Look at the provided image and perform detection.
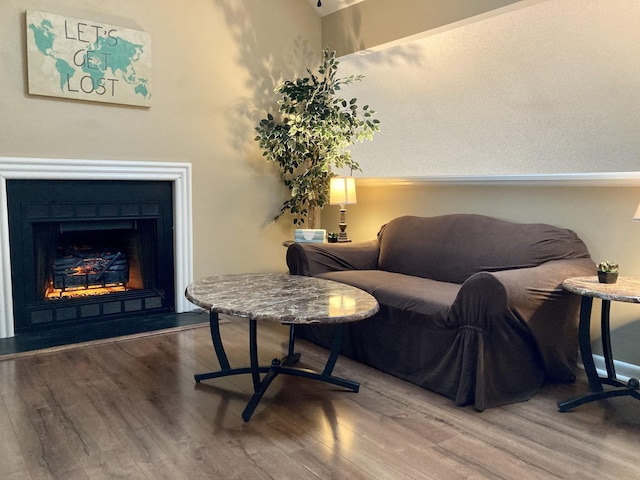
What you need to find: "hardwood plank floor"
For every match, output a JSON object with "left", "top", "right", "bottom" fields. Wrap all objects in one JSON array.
[{"left": 1, "top": 318, "right": 638, "bottom": 479}]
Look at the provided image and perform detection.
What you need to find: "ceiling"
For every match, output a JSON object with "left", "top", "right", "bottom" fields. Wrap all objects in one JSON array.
[{"left": 306, "top": 0, "right": 367, "bottom": 17}]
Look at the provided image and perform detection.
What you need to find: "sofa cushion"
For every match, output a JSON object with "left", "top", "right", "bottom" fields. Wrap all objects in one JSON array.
[
  {"left": 377, "top": 214, "right": 591, "bottom": 284},
  {"left": 316, "top": 270, "right": 461, "bottom": 324}
]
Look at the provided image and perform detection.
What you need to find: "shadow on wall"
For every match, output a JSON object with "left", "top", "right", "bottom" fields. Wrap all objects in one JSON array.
[
  {"left": 214, "top": 1, "right": 428, "bottom": 228},
  {"left": 212, "top": 1, "right": 320, "bottom": 228},
  {"left": 215, "top": 2, "right": 316, "bottom": 170}
]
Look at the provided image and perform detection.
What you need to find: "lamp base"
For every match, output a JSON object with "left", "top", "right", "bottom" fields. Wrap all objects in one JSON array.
[
  {"left": 337, "top": 216, "right": 350, "bottom": 242},
  {"left": 336, "top": 207, "right": 351, "bottom": 242}
]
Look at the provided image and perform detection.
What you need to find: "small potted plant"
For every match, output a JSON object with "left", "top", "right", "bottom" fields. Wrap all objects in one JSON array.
[
  {"left": 327, "top": 232, "right": 339, "bottom": 243},
  {"left": 597, "top": 261, "right": 619, "bottom": 284}
]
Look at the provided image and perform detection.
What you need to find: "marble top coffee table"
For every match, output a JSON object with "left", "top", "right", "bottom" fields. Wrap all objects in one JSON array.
[{"left": 185, "top": 273, "right": 379, "bottom": 421}]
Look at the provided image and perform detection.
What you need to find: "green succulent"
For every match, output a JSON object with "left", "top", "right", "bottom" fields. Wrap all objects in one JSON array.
[{"left": 597, "top": 261, "right": 619, "bottom": 273}]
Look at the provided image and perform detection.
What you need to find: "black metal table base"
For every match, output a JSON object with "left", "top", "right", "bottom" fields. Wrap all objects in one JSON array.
[
  {"left": 195, "top": 312, "right": 359, "bottom": 422},
  {"left": 558, "top": 296, "right": 640, "bottom": 412}
]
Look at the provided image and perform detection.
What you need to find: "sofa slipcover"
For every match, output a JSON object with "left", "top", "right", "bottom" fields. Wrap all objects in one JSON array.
[{"left": 286, "top": 214, "right": 596, "bottom": 410}]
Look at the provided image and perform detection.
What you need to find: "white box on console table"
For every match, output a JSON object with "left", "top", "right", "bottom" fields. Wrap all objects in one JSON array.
[{"left": 294, "top": 229, "right": 326, "bottom": 243}]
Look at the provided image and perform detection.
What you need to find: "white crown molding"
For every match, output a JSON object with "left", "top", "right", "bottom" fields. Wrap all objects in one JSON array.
[{"left": 355, "top": 172, "right": 640, "bottom": 187}]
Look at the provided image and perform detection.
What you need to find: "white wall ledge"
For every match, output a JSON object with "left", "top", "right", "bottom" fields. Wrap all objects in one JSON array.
[{"left": 356, "top": 172, "right": 640, "bottom": 187}]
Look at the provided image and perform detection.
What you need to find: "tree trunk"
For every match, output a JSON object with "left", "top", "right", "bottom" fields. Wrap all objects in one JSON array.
[{"left": 308, "top": 206, "right": 318, "bottom": 229}]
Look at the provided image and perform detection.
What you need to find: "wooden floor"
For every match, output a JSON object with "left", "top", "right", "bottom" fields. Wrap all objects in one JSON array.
[{"left": 1, "top": 318, "right": 639, "bottom": 480}]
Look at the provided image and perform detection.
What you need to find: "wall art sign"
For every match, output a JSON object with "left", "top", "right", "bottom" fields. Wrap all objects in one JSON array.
[{"left": 26, "top": 10, "right": 152, "bottom": 107}]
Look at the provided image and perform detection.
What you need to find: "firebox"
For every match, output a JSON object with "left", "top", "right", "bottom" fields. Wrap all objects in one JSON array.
[{"left": 7, "top": 179, "right": 175, "bottom": 333}]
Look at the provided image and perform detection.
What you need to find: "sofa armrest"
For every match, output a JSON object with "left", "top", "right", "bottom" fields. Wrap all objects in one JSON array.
[
  {"left": 286, "top": 240, "right": 379, "bottom": 276},
  {"left": 454, "top": 258, "right": 596, "bottom": 383}
]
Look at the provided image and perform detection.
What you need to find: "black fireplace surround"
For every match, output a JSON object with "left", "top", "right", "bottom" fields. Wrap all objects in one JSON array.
[{"left": 7, "top": 179, "right": 175, "bottom": 333}]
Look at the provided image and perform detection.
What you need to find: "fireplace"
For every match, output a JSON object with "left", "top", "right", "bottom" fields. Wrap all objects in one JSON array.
[
  {"left": 0, "top": 158, "right": 194, "bottom": 339},
  {"left": 8, "top": 179, "right": 176, "bottom": 332}
]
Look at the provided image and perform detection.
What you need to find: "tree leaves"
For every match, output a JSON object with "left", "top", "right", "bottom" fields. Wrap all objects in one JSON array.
[{"left": 255, "top": 47, "right": 381, "bottom": 226}]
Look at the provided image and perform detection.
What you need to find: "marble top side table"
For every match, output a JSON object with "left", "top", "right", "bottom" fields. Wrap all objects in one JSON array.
[
  {"left": 558, "top": 276, "right": 640, "bottom": 412},
  {"left": 185, "top": 273, "right": 379, "bottom": 421}
]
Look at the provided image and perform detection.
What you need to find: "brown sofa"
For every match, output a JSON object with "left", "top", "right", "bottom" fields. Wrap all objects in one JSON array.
[{"left": 286, "top": 214, "right": 596, "bottom": 410}]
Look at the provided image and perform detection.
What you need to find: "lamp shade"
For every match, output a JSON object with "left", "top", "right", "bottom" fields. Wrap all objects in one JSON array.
[
  {"left": 634, "top": 203, "right": 640, "bottom": 221},
  {"left": 330, "top": 177, "right": 357, "bottom": 205}
]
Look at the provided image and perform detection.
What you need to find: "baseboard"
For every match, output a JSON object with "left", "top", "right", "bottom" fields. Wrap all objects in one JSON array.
[{"left": 592, "top": 354, "right": 640, "bottom": 381}]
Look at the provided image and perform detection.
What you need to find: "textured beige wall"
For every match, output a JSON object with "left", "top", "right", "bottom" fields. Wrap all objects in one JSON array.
[
  {"left": 0, "top": 0, "right": 321, "bottom": 279},
  {"left": 3, "top": 0, "right": 639, "bottom": 365},
  {"left": 322, "top": 0, "right": 524, "bottom": 56},
  {"left": 332, "top": 0, "right": 640, "bottom": 177},
  {"left": 325, "top": 184, "right": 640, "bottom": 275},
  {"left": 320, "top": 0, "right": 640, "bottom": 366},
  {"left": 323, "top": 183, "right": 640, "bottom": 365}
]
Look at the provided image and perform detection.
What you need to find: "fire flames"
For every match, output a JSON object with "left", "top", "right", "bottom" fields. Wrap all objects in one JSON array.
[
  {"left": 45, "top": 282, "right": 129, "bottom": 300},
  {"left": 46, "top": 248, "right": 130, "bottom": 299}
]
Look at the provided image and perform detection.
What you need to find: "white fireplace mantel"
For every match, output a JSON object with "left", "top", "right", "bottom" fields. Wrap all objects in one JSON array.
[{"left": 0, "top": 157, "right": 194, "bottom": 338}]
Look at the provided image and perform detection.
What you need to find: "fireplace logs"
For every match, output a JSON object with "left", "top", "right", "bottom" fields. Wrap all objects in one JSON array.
[{"left": 53, "top": 248, "right": 129, "bottom": 292}]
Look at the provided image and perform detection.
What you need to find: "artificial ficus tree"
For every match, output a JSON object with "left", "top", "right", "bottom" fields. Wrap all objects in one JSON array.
[{"left": 255, "top": 47, "right": 380, "bottom": 227}]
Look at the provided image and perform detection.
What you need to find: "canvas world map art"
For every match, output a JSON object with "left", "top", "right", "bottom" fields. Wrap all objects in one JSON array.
[{"left": 26, "top": 10, "right": 152, "bottom": 107}]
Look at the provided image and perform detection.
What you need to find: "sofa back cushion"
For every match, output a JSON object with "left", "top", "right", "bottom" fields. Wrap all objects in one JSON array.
[{"left": 377, "top": 214, "right": 591, "bottom": 284}]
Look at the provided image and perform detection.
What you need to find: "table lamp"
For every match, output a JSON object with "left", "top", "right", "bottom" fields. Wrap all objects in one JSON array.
[{"left": 329, "top": 176, "right": 357, "bottom": 243}]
